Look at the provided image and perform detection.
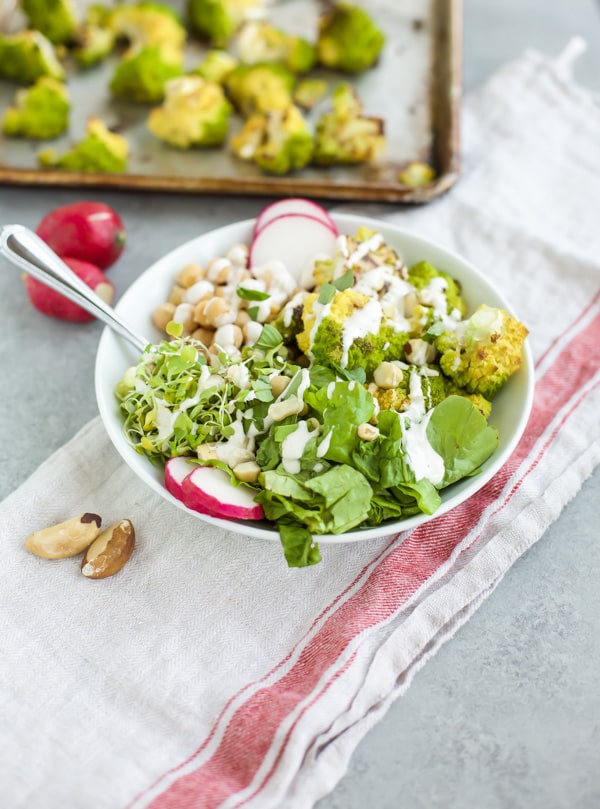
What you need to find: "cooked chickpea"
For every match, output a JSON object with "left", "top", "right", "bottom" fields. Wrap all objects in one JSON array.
[
  {"left": 214, "top": 323, "right": 243, "bottom": 349},
  {"left": 373, "top": 362, "right": 405, "bottom": 389},
  {"left": 206, "top": 257, "right": 232, "bottom": 284},
  {"left": 172, "top": 302, "right": 196, "bottom": 334},
  {"left": 191, "top": 327, "right": 215, "bottom": 346},
  {"left": 169, "top": 284, "right": 185, "bottom": 305},
  {"left": 152, "top": 301, "right": 176, "bottom": 332},
  {"left": 270, "top": 374, "right": 290, "bottom": 396},
  {"left": 177, "top": 262, "right": 205, "bottom": 288},
  {"left": 183, "top": 279, "right": 215, "bottom": 305},
  {"left": 357, "top": 423, "right": 380, "bottom": 441}
]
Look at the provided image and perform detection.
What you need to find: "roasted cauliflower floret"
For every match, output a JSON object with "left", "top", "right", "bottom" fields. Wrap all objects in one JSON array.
[
  {"left": 408, "top": 261, "right": 467, "bottom": 319},
  {"left": 2, "top": 77, "right": 69, "bottom": 139},
  {"left": 194, "top": 48, "right": 238, "bottom": 83},
  {"left": 109, "top": 1, "right": 186, "bottom": 53},
  {"left": 317, "top": 2, "right": 385, "bottom": 74},
  {"left": 398, "top": 161, "right": 436, "bottom": 188},
  {"left": 371, "top": 367, "right": 447, "bottom": 413},
  {"left": 187, "top": 0, "right": 263, "bottom": 47},
  {"left": 293, "top": 77, "right": 328, "bottom": 111},
  {"left": 38, "top": 116, "right": 128, "bottom": 173},
  {"left": 72, "top": 17, "right": 115, "bottom": 68},
  {"left": 147, "top": 75, "right": 233, "bottom": 148},
  {"left": 19, "top": 0, "right": 78, "bottom": 46},
  {"left": 224, "top": 62, "right": 295, "bottom": 116},
  {"left": 0, "top": 30, "right": 65, "bottom": 84},
  {"left": 313, "top": 83, "right": 385, "bottom": 166},
  {"left": 230, "top": 104, "right": 313, "bottom": 175},
  {"left": 297, "top": 289, "right": 410, "bottom": 377},
  {"left": 435, "top": 304, "right": 529, "bottom": 399},
  {"left": 109, "top": 44, "right": 183, "bottom": 103},
  {"left": 236, "top": 21, "right": 316, "bottom": 74}
]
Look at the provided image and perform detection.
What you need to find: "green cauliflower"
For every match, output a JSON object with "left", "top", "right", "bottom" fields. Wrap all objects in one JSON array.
[
  {"left": 110, "top": 44, "right": 183, "bottom": 103},
  {"left": 371, "top": 367, "right": 447, "bottom": 413},
  {"left": 187, "top": 0, "right": 263, "bottom": 47},
  {"left": 293, "top": 77, "right": 328, "bottom": 111},
  {"left": 408, "top": 261, "right": 467, "bottom": 320},
  {"left": 313, "top": 83, "right": 385, "bottom": 166},
  {"left": 38, "top": 116, "right": 129, "bottom": 173},
  {"left": 147, "top": 75, "right": 233, "bottom": 148},
  {"left": 317, "top": 3, "right": 385, "bottom": 74},
  {"left": 19, "top": 0, "right": 78, "bottom": 46},
  {"left": 2, "top": 77, "right": 69, "bottom": 139},
  {"left": 109, "top": 2, "right": 186, "bottom": 53},
  {"left": 236, "top": 21, "right": 316, "bottom": 74},
  {"left": 72, "top": 5, "right": 116, "bottom": 68},
  {"left": 435, "top": 304, "right": 529, "bottom": 399},
  {"left": 230, "top": 104, "right": 313, "bottom": 175},
  {"left": 398, "top": 160, "right": 436, "bottom": 188},
  {"left": 0, "top": 30, "right": 65, "bottom": 84},
  {"left": 297, "top": 289, "right": 410, "bottom": 377},
  {"left": 224, "top": 62, "right": 295, "bottom": 116},
  {"left": 194, "top": 48, "right": 238, "bottom": 83}
]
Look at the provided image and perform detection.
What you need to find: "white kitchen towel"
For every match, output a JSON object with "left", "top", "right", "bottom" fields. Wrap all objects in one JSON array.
[{"left": 1, "top": 46, "right": 600, "bottom": 809}]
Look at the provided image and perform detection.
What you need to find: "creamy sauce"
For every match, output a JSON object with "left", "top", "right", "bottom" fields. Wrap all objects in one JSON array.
[
  {"left": 340, "top": 298, "right": 382, "bottom": 367},
  {"left": 281, "top": 421, "right": 319, "bottom": 475},
  {"left": 401, "top": 410, "right": 445, "bottom": 487}
]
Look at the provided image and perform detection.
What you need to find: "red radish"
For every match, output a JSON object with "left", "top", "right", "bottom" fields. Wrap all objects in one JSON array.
[
  {"left": 182, "top": 465, "right": 264, "bottom": 521},
  {"left": 254, "top": 198, "right": 337, "bottom": 236},
  {"left": 165, "top": 457, "right": 197, "bottom": 502},
  {"left": 249, "top": 213, "right": 338, "bottom": 287},
  {"left": 36, "top": 201, "right": 126, "bottom": 270},
  {"left": 24, "top": 257, "right": 114, "bottom": 322}
]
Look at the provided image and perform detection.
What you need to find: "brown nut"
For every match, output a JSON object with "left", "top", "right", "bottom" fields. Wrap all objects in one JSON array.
[
  {"left": 25, "top": 513, "right": 102, "bottom": 559},
  {"left": 81, "top": 519, "right": 135, "bottom": 580}
]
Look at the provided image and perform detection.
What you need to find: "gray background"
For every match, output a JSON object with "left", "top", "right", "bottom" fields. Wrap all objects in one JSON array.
[{"left": 0, "top": 1, "right": 599, "bottom": 807}]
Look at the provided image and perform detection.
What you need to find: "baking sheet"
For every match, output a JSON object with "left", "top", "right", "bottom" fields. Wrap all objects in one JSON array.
[{"left": 0, "top": 0, "right": 462, "bottom": 202}]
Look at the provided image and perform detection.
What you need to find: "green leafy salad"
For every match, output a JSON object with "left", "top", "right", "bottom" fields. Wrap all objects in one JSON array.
[{"left": 115, "top": 226, "right": 528, "bottom": 567}]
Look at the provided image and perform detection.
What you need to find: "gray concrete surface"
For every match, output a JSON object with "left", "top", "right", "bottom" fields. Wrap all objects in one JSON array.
[{"left": 0, "top": 1, "right": 599, "bottom": 807}]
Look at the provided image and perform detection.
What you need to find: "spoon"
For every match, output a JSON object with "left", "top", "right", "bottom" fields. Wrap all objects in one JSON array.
[{"left": 0, "top": 224, "right": 149, "bottom": 355}]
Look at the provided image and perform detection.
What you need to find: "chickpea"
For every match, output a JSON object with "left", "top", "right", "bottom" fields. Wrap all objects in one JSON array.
[
  {"left": 191, "top": 327, "right": 215, "bottom": 346},
  {"left": 177, "top": 262, "right": 205, "bottom": 288},
  {"left": 269, "top": 374, "right": 290, "bottom": 397},
  {"left": 214, "top": 323, "right": 243, "bottom": 349},
  {"left": 357, "top": 423, "right": 380, "bottom": 441},
  {"left": 183, "top": 279, "right": 215, "bottom": 305},
  {"left": 172, "top": 302, "right": 196, "bottom": 334},
  {"left": 168, "top": 284, "right": 185, "bottom": 305},
  {"left": 152, "top": 301, "right": 176, "bottom": 332},
  {"left": 206, "top": 257, "right": 232, "bottom": 284},
  {"left": 373, "top": 361, "right": 405, "bottom": 389}
]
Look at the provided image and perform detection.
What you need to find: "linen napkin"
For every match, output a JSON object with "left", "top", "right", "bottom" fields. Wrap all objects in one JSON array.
[{"left": 2, "top": 46, "right": 600, "bottom": 809}]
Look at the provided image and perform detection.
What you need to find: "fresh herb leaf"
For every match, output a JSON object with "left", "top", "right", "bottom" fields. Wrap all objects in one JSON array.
[{"left": 237, "top": 286, "right": 270, "bottom": 301}]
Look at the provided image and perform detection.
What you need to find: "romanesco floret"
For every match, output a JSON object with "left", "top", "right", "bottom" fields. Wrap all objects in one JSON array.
[
  {"left": 313, "top": 83, "right": 385, "bottom": 166},
  {"left": 435, "top": 304, "right": 529, "bottom": 399},
  {"left": 187, "top": 0, "right": 263, "bottom": 47},
  {"left": 194, "top": 49, "right": 238, "bottom": 83},
  {"left": 443, "top": 383, "right": 493, "bottom": 419},
  {"left": 19, "top": 0, "right": 78, "bottom": 46},
  {"left": 297, "top": 289, "right": 410, "bottom": 377},
  {"left": 408, "top": 261, "right": 467, "bottom": 319},
  {"left": 2, "top": 77, "right": 69, "bottom": 139},
  {"left": 109, "top": 44, "right": 183, "bottom": 103},
  {"left": 317, "top": 3, "right": 384, "bottom": 74},
  {"left": 72, "top": 19, "right": 115, "bottom": 68},
  {"left": 224, "top": 62, "right": 295, "bottom": 116},
  {"left": 0, "top": 30, "right": 65, "bottom": 84},
  {"left": 109, "top": 1, "right": 186, "bottom": 52},
  {"left": 230, "top": 104, "right": 313, "bottom": 175},
  {"left": 236, "top": 21, "right": 316, "bottom": 74},
  {"left": 147, "top": 75, "right": 233, "bottom": 148},
  {"left": 38, "top": 116, "right": 128, "bottom": 172},
  {"left": 398, "top": 161, "right": 436, "bottom": 188},
  {"left": 371, "top": 369, "right": 447, "bottom": 413},
  {"left": 293, "top": 77, "right": 328, "bottom": 111}
]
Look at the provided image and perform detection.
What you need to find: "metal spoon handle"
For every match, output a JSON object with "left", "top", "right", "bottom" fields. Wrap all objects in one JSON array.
[{"left": 0, "top": 224, "right": 148, "bottom": 355}]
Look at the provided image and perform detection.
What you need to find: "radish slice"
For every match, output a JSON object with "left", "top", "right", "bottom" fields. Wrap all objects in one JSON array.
[
  {"left": 165, "top": 457, "right": 197, "bottom": 502},
  {"left": 249, "top": 213, "right": 338, "bottom": 287},
  {"left": 255, "top": 198, "right": 337, "bottom": 236},
  {"left": 182, "top": 465, "right": 265, "bottom": 521}
]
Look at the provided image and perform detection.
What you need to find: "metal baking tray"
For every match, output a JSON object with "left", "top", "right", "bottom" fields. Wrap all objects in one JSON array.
[{"left": 0, "top": 0, "right": 462, "bottom": 203}]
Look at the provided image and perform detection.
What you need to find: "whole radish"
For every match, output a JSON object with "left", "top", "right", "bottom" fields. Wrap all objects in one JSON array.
[
  {"left": 36, "top": 201, "right": 126, "bottom": 270},
  {"left": 24, "top": 257, "right": 115, "bottom": 322}
]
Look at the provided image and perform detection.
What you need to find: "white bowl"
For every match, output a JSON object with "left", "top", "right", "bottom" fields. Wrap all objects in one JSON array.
[{"left": 95, "top": 214, "right": 535, "bottom": 543}]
